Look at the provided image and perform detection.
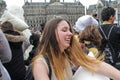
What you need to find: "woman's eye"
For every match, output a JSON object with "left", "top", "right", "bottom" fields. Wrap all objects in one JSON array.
[
  {"left": 62, "top": 27, "right": 68, "bottom": 32},
  {"left": 62, "top": 29, "right": 67, "bottom": 32}
]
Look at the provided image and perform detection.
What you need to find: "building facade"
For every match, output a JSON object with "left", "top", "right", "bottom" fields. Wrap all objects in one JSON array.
[
  {"left": 0, "top": 0, "right": 6, "bottom": 17},
  {"left": 23, "top": 0, "right": 119, "bottom": 27},
  {"left": 23, "top": 0, "right": 94, "bottom": 27}
]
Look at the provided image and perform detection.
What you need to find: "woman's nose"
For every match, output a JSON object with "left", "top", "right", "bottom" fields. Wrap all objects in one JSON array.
[{"left": 68, "top": 31, "right": 73, "bottom": 36}]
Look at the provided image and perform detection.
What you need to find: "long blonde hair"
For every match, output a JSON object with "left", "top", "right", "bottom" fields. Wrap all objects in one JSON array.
[{"left": 33, "top": 18, "right": 99, "bottom": 80}]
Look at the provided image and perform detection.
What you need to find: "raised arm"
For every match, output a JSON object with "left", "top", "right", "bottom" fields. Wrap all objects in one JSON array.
[{"left": 95, "top": 61, "right": 120, "bottom": 80}]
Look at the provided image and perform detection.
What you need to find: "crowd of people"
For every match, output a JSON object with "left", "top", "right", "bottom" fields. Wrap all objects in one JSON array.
[{"left": 0, "top": 6, "right": 120, "bottom": 80}]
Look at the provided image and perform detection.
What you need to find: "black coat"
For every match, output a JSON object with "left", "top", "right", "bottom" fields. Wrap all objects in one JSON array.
[
  {"left": 99, "top": 24, "right": 120, "bottom": 62},
  {"left": 3, "top": 30, "right": 26, "bottom": 80}
]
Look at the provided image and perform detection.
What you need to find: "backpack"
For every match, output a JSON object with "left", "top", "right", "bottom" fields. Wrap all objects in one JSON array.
[
  {"left": 99, "top": 25, "right": 116, "bottom": 65},
  {"left": 24, "top": 55, "right": 52, "bottom": 80}
]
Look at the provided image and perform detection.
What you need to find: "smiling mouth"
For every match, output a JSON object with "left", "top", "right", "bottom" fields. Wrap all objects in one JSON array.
[{"left": 66, "top": 39, "right": 71, "bottom": 44}]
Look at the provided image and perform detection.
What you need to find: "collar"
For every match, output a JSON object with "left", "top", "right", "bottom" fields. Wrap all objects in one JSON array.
[
  {"left": 4, "top": 32, "right": 26, "bottom": 42},
  {"left": 102, "top": 21, "right": 111, "bottom": 24}
]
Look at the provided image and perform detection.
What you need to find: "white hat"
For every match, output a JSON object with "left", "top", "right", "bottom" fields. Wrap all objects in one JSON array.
[{"left": 74, "top": 15, "right": 98, "bottom": 32}]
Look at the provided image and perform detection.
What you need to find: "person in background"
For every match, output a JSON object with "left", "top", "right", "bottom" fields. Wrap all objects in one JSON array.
[
  {"left": 92, "top": 13, "right": 99, "bottom": 23},
  {"left": 73, "top": 15, "right": 99, "bottom": 46},
  {"left": 32, "top": 17, "right": 120, "bottom": 80},
  {"left": 0, "top": 28, "right": 11, "bottom": 80},
  {"left": 1, "top": 21, "right": 26, "bottom": 80},
  {"left": 74, "top": 15, "right": 99, "bottom": 53},
  {"left": 25, "top": 32, "right": 40, "bottom": 65},
  {"left": 98, "top": 7, "right": 120, "bottom": 70},
  {"left": 40, "top": 23, "right": 45, "bottom": 33}
]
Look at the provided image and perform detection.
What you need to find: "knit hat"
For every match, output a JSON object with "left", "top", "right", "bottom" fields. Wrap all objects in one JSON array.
[{"left": 74, "top": 15, "right": 98, "bottom": 32}]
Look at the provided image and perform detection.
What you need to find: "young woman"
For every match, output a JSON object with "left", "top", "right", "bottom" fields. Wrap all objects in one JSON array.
[{"left": 32, "top": 17, "right": 120, "bottom": 80}]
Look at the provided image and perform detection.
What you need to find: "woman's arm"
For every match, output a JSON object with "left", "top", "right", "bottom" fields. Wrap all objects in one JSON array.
[
  {"left": 33, "top": 60, "right": 49, "bottom": 80},
  {"left": 95, "top": 61, "right": 120, "bottom": 80}
]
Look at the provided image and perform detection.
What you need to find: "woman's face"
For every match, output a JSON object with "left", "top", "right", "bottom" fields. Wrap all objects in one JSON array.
[{"left": 56, "top": 20, "right": 73, "bottom": 52}]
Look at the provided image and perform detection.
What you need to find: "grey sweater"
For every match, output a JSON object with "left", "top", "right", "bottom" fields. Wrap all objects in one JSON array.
[{"left": 0, "top": 29, "right": 11, "bottom": 80}]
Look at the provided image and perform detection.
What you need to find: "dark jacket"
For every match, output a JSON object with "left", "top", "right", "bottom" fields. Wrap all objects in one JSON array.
[
  {"left": 3, "top": 30, "right": 26, "bottom": 80},
  {"left": 99, "top": 24, "right": 120, "bottom": 63}
]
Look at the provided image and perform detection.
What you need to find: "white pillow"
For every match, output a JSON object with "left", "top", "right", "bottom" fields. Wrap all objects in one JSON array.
[
  {"left": 0, "top": 10, "right": 29, "bottom": 31},
  {"left": 73, "top": 52, "right": 110, "bottom": 80},
  {"left": 74, "top": 15, "right": 98, "bottom": 32},
  {"left": 23, "top": 45, "right": 33, "bottom": 60},
  {"left": 7, "top": 5, "right": 25, "bottom": 21},
  {"left": 73, "top": 66, "right": 110, "bottom": 80},
  {"left": 22, "top": 29, "right": 32, "bottom": 40}
]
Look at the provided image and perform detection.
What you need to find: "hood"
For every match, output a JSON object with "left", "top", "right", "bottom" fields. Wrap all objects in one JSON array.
[{"left": 4, "top": 31, "right": 26, "bottom": 42}]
